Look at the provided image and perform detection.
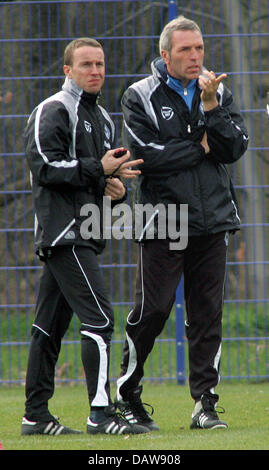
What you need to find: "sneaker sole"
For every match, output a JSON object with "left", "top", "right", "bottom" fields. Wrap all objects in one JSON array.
[
  {"left": 209, "top": 423, "right": 228, "bottom": 430},
  {"left": 146, "top": 422, "right": 160, "bottom": 431},
  {"left": 87, "top": 425, "right": 148, "bottom": 435},
  {"left": 190, "top": 423, "right": 228, "bottom": 430},
  {"left": 21, "top": 424, "right": 83, "bottom": 435}
]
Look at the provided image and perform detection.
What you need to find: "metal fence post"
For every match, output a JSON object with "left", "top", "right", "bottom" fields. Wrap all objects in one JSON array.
[
  {"left": 168, "top": 0, "right": 178, "bottom": 20},
  {"left": 167, "top": 0, "right": 186, "bottom": 385}
]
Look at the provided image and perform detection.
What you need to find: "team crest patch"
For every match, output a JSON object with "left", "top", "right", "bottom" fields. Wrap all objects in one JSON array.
[
  {"left": 84, "top": 120, "right": 92, "bottom": 133},
  {"left": 161, "top": 106, "right": 174, "bottom": 120}
]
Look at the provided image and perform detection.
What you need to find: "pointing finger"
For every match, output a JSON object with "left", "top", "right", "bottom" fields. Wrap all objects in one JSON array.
[{"left": 215, "top": 73, "right": 227, "bottom": 84}]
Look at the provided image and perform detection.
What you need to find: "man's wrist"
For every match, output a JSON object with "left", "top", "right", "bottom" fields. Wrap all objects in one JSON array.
[{"left": 202, "top": 99, "right": 219, "bottom": 112}]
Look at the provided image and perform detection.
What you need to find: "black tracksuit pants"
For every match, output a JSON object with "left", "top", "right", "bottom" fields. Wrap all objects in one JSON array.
[
  {"left": 117, "top": 232, "right": 228, "bottom": 401},
  {"left": 24, "top": 245, "right": 114, "bottom": 422}
]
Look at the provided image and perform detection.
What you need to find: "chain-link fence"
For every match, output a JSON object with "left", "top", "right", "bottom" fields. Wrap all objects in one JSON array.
[{"left": 0, "top": 0, "right": 268, "bottom": 386}]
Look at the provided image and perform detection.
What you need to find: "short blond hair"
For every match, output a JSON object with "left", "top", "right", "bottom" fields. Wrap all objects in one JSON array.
[{"left": 64, "top": 37, "right": 103, "bottom": 66}]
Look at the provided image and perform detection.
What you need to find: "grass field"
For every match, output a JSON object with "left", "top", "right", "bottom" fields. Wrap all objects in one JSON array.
[{"left": 1, "top": 381, "right": 269, "bottom": 453}]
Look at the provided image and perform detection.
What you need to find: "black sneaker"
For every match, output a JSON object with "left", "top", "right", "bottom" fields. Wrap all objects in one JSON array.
[
  {"left": 190, "top": 392, "right": 228, "bottom": 430},
  {"left": 87, "top": 405, "right": 149, "bottom": 435},
  {"left": 21, "top": 416, "right": 83, "bottom": 435},
  {"left": 115, "top": 385, "right": 159, "bottom": 431}
]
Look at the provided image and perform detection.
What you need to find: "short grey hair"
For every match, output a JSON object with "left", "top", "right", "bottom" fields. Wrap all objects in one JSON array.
[{"left": 159, "top": 16, "right": 202, "bottom": 55}]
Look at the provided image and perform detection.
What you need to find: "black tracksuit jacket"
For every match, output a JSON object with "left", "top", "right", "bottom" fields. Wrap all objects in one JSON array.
[
  {"left": 122, "top": 58, "right": 249, "bottom": 239},
  {"left": 25, "top": 78, "right": 116, "bottom": 257}
]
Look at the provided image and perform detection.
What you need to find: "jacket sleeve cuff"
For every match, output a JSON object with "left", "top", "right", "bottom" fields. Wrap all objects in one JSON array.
[
  {"left": 80, "top": 159, "right": 104, "bottom": 184},
  {"left": 204, "top": 104, "right": 221, "bottom": 117}
]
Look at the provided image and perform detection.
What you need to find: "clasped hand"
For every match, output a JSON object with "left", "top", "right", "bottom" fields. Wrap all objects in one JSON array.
[
  {"left": 102, "top": 148, "right": 143, "bottom": 201},
  {"left": 101, "top": 148, "right": 143, "bottom": 179}
]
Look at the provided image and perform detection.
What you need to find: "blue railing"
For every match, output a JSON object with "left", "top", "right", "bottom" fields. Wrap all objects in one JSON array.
[{"left": 0, "top": 0, "right": 268, "bottom": 385}]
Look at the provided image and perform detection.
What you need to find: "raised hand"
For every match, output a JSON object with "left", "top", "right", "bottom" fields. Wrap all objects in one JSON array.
[{"left": 199, "top": 70, "right": 227, "bottom": 111}]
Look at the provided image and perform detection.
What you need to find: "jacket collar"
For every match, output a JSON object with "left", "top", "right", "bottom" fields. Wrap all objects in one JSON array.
[
  {"left": 151, "top": 57, "right": 199, "bottom": 88},
  {"left": 62, "top": 77, "right": 101, "bottom": 105},
  {"left": 151, "top": 57, "right": 224, "bottom": 103},
  {"left": 151, "top": 57, "right": 169, "bottom": 83}
]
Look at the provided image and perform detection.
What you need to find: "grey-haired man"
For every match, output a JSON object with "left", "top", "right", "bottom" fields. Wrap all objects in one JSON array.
[{"left": 115, "top": 17, "right": 248, "bottom": 431}]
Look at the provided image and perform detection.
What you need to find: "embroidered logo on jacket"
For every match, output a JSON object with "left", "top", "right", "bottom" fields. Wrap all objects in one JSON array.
[
  {"left": 161, "top": 106, "right": 174, "bottom": 120},
  {"left": 84, "top": 120, "right": 92, "bottom": 133}
]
